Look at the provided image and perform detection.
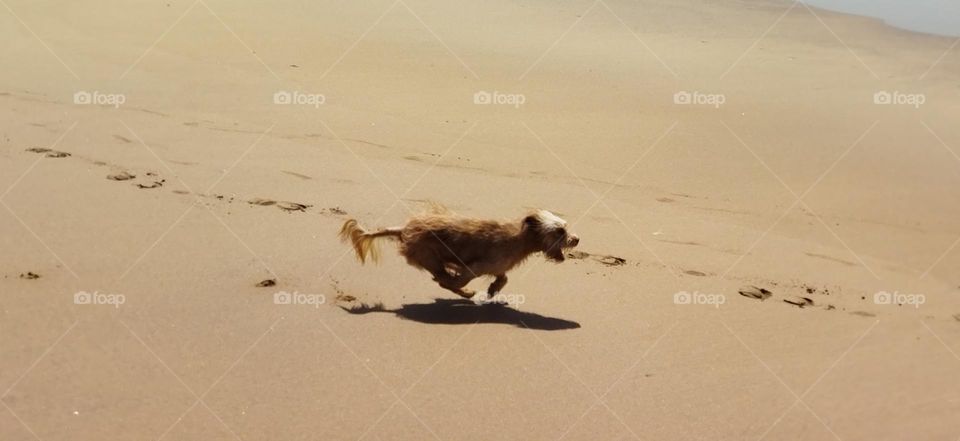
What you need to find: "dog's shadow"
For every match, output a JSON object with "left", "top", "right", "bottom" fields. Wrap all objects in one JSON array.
[{"left": 339, "top": 298, "right": 580, "bottom": 330}]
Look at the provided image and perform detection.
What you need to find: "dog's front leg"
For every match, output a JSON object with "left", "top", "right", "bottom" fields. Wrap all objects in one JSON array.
[{"left": 487, "top": 274, "right": 508, "bottom": 297}]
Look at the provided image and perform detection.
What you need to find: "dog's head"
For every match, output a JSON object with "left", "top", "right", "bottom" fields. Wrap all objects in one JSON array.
[{"left": 522, "top": 210, "right": 580, "bottom": 262}]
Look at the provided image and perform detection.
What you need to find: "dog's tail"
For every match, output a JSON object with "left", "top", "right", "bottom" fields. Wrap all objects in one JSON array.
[{"left": 338, "top": 219, "right": 402, "bottom": 264}]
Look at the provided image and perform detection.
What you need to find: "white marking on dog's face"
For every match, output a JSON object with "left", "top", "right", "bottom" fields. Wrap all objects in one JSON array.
[
  {"left": 533, "top": 210, "right": 575, "bottom": 262},
  {"left": 536, "top": 210, "right": 567, "bottom": 231}
]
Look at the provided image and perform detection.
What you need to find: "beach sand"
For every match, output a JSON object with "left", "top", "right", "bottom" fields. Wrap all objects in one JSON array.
[{"left": 2, "top": 0, "right": 959, "bottom": 439}]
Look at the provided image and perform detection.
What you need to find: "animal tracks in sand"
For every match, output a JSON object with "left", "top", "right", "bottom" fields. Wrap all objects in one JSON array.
[
  {"left": 783, "top": 296, "right": 815, "bottom": 308},
  {"left": 564, "top": 254, "right": 849, "bottom": 317},
  {"left": 106, "top": 171, "right": 136, "bottom": 181},
  {"left": 25, "top": 147, "right": 70, "bottom": 158},
  {"left": 248, "top": 198, "right": 310, "bottom": 212},
  {"left": 246, "top": 198, "right": 348, "bottom": 216},
  {"left": 738, "top": 285, "right": 773, "bottom": 301},
  {"left": 277, "top": 201, "right": 309, "bottom": 212},
  {"left": 330, "top": 278, "right": 358, "bottom": 303},
  {"left": 739, "top": 284, "right": 827, "bottom": 310},
  {"left": 732, "top": 282, "right": 911, "bottom": 318},
  {"left": 255, "top": 278, "right": 276, "bottom": 287},
  {"left": 169, "top": 191, "right": 346, "bottom": 217},
  {"left": 565, "top": 250, "right": 627, "bottom": 267},
  {"left": 26, "top": 146, "right": 166, "bottom": 190},
  {"left": 24, "top": 145, "right": 350, "bottom": 219},
  {"left": 136, "top": 179, "right": 165, "bottom": 189},
  {"left": 104, "top": 168, "right": 161, "bottom": 188}
]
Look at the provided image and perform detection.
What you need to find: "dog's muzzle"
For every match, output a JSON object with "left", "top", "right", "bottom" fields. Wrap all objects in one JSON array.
[{"left": 566, "top": 234, "right": 579, "bottom": 247}]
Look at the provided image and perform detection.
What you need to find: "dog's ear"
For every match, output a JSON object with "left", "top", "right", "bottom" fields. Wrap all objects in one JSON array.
[{"left": 522, "top": 214, "right": 540, "bottom": 233}]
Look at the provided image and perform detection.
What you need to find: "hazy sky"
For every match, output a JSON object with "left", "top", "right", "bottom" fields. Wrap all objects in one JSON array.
[{"left": 802, "top": 0, "right": 960, "bottom": 36}]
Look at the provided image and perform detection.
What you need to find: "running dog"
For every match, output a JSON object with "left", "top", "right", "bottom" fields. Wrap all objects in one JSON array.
[{"left": 338, "top": 209, "right": 579, "bottom": 299}]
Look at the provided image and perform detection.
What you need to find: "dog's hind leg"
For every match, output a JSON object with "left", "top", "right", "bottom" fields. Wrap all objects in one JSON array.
[
  {"left": 487, "top": 274, "right": 508, "bottom": 297},
  {"left": 430, "top": 269, "right": 477, "bottom": 299}
]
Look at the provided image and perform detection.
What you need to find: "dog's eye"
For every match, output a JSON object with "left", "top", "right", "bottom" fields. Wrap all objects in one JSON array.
[{"left": 556, "top": 228, "right": 566, "bottom": 236}]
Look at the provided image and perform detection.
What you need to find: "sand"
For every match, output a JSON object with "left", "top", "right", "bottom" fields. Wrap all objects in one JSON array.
[{"left": 2, "top": 0, "right": 959, "bottom": 439}]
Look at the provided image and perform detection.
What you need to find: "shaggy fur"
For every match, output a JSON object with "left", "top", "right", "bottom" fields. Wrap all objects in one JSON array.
[{"left": 338, "top": 209, "right": 580, "bottom": 299}]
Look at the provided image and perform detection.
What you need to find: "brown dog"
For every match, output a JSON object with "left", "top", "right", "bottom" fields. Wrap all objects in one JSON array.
[{"left": 338, "top": 209, "right": 580, "bottom": 299}]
